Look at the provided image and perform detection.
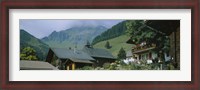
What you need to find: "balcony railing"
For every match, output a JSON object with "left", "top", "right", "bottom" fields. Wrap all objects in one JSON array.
[{"left": 132, "top": 44, "right": 156, "bottom": 52}]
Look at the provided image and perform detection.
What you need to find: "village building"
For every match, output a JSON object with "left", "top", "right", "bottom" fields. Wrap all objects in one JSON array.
[
  {"left": 126, "top": 39, "right": 158, "bottom": 63},
  {"left": 82, "top": 43, "right": 116, "bottom": 66},
  {"left": 45, "top": 43, "right": 116, "bottom": 70},
  {"left": 46, "top": 48, "right": 95, "bottom": 70},
  {"left": 126, "top": 20, "right": 179, "bottom": 69},
  {"left": 133, "top": 42, "right": 157, "bottom": 64},
  {"left": 145, "top": 20, "right": 180, "bottom": 69},
  {"left": 20, "top": 60, "right": 58, "bottom": 70}
]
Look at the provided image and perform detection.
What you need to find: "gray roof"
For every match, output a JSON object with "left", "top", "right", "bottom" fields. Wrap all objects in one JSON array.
[
  {"left": 51, "top": 48, "right": 95, "bottom": 62},
  {"left": 20, "top": 60, "right": 58, "bottom": 70},
  {"left": 82, "top": 46, "right": 115, "bottom": 59}
]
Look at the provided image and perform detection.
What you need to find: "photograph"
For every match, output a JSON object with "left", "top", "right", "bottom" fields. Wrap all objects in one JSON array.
[
  {"left": 1, "top": 0, "right": 198, "bottom": 88},
  {"left": 20, "top": 20, "right": 180, "bottom": 70}
]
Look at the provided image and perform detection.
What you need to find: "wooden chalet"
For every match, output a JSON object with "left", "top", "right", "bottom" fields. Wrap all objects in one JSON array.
[
  {"left": 46, "top": 48, "right": 95, "bottom": 70},
  {"left": 82, "top": 43, "right": 116, "bottom": 66},
  {"left": 45, "top": 42, "right": 116, "bottom": 70},
  {"left": 145, "top": 20, "right": 180, "bottom": 69},
  {"left": 126, "top": 20, "right": 179, "bottom": 67},
  {"left": 134, "top": 42, "right": 157, "bottom": 61},
  {"left": 127, "top": 39, "right": 159, "bottom": 63}
]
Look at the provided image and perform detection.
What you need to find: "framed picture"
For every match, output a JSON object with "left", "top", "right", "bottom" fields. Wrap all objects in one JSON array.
[{"left": 0, "top": 0, "right": 199, "bottom": 90}]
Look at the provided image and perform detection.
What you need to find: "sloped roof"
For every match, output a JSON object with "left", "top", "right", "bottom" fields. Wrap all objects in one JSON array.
[
  {"left": 82, "top": 46, "right": 116, "bottom": 59},
  {"left": 145, "top": 20, "right": 180, "bottom": 35},
  {"left": 50, "top": 48, "right": 95, "bottom": 61},
  {"left": 20, "top": 60, "right": 58, "bottom": 70}
]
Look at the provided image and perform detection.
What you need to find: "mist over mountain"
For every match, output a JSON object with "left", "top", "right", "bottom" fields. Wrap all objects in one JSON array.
[
  {"left": 41, "top": 25, "right": 108, "bottom": 49},
  {"left": 20, "top": 20, "right": 123, "bottom": 39},
  {"left": 68, "top": 20, "right": 123, "bottom": 28}
]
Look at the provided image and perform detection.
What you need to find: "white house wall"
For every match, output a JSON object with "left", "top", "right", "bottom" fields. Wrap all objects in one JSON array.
[
  {"left": 134, "top": 51, "right": 158, "bottom": 61},
  {"left": 133, "top": 51, "right": 171, "bottom": 63}
]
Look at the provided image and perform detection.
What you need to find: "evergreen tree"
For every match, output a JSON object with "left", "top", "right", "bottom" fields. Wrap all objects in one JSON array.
[
  {"left": 117, "top": 47, "right": 126, "bottom": 60},
  {"left": 20, "top": 47, "right": 38, "bottom": 60},
  {"left": 105, "top": 41, "right": 111, "bottom": 49},
  {"left": 125, "top": 20, "right": 169, "bottom": 51}
]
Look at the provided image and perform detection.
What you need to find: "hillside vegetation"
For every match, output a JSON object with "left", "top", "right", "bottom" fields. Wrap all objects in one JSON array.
[
  {"left": 93, "top": 35, "right": 133, "bottom": 57},
  {"left": 92, "top": 21, "right": 127, "bottom": 45},
  {"left": 20, "top": 29, "right": 49, "bottom": 61}
]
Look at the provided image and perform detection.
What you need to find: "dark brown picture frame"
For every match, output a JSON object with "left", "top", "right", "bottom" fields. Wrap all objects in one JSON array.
[{"left": 0, "top": 0, "right": 199, "bottom": 90}]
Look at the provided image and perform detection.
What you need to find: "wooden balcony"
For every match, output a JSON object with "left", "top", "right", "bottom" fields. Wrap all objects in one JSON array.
[{"left": 132, "top": 44, "right": 156, "bottom": 54}]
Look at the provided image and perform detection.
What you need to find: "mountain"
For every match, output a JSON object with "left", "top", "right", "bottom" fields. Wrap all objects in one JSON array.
[
  {"left": 20, "top": 29, "right": 49, "bottom": 61},
  {"left": 92, "top": 21, "right": 127, "bottom": 45},
  {"left": 41, "top": 25, "right": 108, "bottom": 49}
]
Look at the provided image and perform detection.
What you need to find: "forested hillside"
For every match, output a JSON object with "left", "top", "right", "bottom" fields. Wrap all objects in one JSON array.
[
  {"left": 92, "top": 21, "right": 127, "bottom": 45},
  {"left": 91, "top": 20, "right": 135, "bottom": 57},
  {"left": 20, "top": 29, "right": 49, "bottom": 61}
]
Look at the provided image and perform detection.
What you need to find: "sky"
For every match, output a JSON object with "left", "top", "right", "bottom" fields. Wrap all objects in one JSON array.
[{"left": 20, "top": 20, "right": 124, "bottom": 39}]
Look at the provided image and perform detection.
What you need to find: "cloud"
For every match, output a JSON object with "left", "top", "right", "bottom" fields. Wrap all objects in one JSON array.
[{"left": 20, "top": 19, "right": 124, "bottom": 39}]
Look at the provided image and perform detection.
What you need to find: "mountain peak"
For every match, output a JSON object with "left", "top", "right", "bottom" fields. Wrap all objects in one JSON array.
[
  {"left": 41, "top": 25, "right": 108, "bottom": 49},
  {"left": 51, "top": 31, "right": 57, "bottom": 34}
]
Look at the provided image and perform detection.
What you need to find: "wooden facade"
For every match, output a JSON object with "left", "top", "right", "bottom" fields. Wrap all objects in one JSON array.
[
  {"left": 93, "top": 57, "right": 115, "bottom": 66},
  {"left": 126, "top": 20, "right": 180, "bottom": 69},
  {"left": 82, "top": 45, "right": 116, "bottom": 67},
  {"left": 65, "top": 60, "right": 93, "bottom": 70},
  {"left": 145, "top": 20, "right": 180, "bottom": 69},
  {"left": 132, "top": 43, "right": 157, "bottom": 61},
  {"left": 46, "top": 48, "right": 95, "bottom": 70},
  {"left": 169, "top": 27, "right": 180, "bottom": 69}
]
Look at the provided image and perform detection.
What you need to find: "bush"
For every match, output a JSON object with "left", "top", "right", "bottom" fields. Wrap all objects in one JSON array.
[
  {"left": 140, "top": 59, "right": 147, "bottom": 65},
  {"left": 103, "top": 63, "right": 110, "bottom": 69},
  {"left": 167, "top": 63, "right": 175, "bottom": 70},
  {"left": 109, "top": 63, "right": 118, "bottom": 70},
  {"left": 95, "top": 67, "right": 103, "bottom": 70},
  {"left": 79, "top": 66, "right": 94, "bottom": 70},
  {"left": 20, "top": 47, "right": 38, "bottom": 60}
]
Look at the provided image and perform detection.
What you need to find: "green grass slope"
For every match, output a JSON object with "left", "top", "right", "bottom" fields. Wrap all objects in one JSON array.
[{"left": 93, "top": 35, "right": 133, "bottom": 58}]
